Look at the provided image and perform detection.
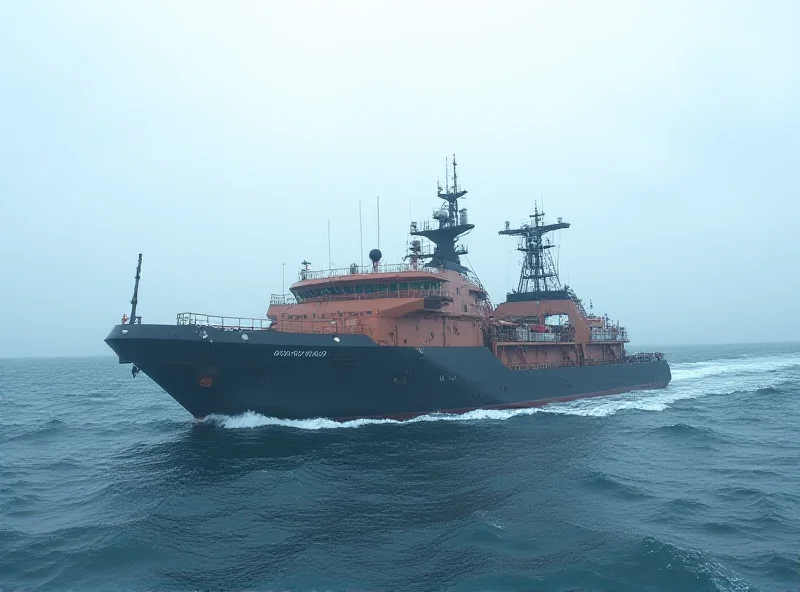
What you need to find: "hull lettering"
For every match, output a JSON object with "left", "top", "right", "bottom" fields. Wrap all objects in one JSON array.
[{"left": 273, "top": 349, "right": 327, "bottom": 358}]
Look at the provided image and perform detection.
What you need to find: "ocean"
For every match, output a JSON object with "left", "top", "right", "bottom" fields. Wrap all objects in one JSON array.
[{"left": 1, "top": 343, "right": 798, "bottom": 592}]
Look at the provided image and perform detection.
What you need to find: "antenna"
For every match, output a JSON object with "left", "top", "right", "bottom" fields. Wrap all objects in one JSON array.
[
  {"left": 409, "top": 155, "right": 473, "bottom": 271},
  {"left": 129, "top": 253, "right": 142, "bottom": 324},
  {"left": 282, "top": 262, "right": 285, "bottom": 294},
  {"left": 377, "top": 195, "right": 380, "bottom": 249},
  {"left": 359, "top": 201, "right": 363, "bottom": 266},
  {"left": 327, "top": 218, "right": 331, "bottom": 269},
  {"left": 499, "top": 208, "right": 570, "bottom": 294}
]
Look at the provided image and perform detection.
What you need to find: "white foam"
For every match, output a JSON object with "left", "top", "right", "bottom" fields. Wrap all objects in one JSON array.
[
  {"left": 543, "top": 393, "right": 670, "bottom": 417},
  {"left": 202, "top": 352, "right": 799, "bottom": 428},
  {"left": 203, "top": 411, "right": 396, "bottom": 430},
  {"left": 543, "top": 352, "right": 798, "bottom": 417},
  {"left": 411, "top": 407, "right": 541, "bottom": 423},
  {"left": 204, "top": 406, "right": 543, "bottom": 431},
  {"left": 669, "top": 353, "right": 799, "bottom": 382}
]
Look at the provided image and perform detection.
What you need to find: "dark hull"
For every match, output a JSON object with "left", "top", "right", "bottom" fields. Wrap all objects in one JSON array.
[{"left": 105, "top": 324, "right": 672, "bottom": 421}]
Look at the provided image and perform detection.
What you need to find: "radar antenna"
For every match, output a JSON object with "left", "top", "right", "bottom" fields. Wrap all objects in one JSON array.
[
  {"left": 409, "top": 154, "right": 473, "bottom": 271},
  {"left": 499, "top": 205, "right": 570, "bottom": 295}
]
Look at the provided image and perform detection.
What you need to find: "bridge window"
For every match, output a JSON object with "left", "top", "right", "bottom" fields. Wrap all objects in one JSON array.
[
  {"left": 545, "top": 314, "right": 569, "bottom": 326},
  {"left": 292, "top": 280, "right": 442, "bottom": 302}
]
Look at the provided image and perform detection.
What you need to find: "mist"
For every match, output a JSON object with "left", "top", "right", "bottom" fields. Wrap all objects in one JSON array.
[{"left": 1, "top": 0, "right": 798, "bottom": 357}]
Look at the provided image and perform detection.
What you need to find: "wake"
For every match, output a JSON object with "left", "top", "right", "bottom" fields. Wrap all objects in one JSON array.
[
  {"left": 203, "top": 407, "right": 543, "bottom": 430},
  {"left": 204, "top": 352, "right": 800, "bottom": 429}
]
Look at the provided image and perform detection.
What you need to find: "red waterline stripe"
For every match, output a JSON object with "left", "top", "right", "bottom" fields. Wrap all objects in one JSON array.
[{"left": 332, "top": 382, "right": 669, "bottom": 422}]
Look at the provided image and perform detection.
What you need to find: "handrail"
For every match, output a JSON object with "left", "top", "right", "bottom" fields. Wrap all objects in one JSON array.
[
  {"left": 506, "top": 353, "right": 663, "bottom": 371},
  {"left": 271, "top": 289, "right": 453, "bottom": 305},
  {"left": 296, "top": 289, "right": 454, "bottom": 304},
  {"left": 270, "top": 294, "right": 298, "bottom": 306},
  {"left": 490, "top": 325, "right": 576, "bottom": 343},
  {"left": 176, "top": 312, "right": 272, "bottom": 330},
  {"left": 589, "top": 327, "right": 629, "bottom": 342},
  {"left": 175, "top": 312, "right": 374, "bottom": 335},
  {"left": 298, "top": 263, "right": 445, "bottom": 281},
  {"left": 271, "top": 319, "right": 370, "bottom": 335},
  {"left": 508, "top": 361, "right": 577, "bottom": 370}
]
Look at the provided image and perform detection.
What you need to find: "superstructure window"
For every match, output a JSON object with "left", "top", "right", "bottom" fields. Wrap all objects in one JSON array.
[{"left": 292, "top": 279, "right": 443, "bottom": 302}]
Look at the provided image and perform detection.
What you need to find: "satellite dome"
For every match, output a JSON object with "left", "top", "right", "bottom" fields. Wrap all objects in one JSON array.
[{"left": 368, "top": 248, "right": 382, "bottom": 263}]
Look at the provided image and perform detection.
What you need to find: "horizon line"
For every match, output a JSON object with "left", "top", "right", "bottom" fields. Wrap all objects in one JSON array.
[{"left": 1, "top": 340, "right": 799, "bottom": 361}]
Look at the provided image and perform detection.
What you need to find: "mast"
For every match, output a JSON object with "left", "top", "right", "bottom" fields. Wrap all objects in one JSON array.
[
  {"left": 359, "top": 201, "right": 364, "bottom": 266},
  {"left": 409, "top": 154, "right": 473, "bottom": 271},
  {"left": 499, "top": 205, "right": 570, "bottom": 296},
  {"left": 129, "top": 253, "right": 142, "bottom": 324}
]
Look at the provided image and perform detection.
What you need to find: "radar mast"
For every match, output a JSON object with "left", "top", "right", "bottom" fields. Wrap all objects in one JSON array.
[
  {"left": 500, "top": 204, "right": 570, "bottom": 299},
  {"left": 409, "top": 155, "right": 473, "bottom": 271}
]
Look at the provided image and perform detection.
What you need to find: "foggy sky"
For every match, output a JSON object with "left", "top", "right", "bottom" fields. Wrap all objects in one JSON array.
[{"left": 1, "top": 0, "right": 798, "bottom": 358}]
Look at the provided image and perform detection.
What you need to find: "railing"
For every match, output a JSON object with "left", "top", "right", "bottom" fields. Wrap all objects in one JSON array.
[
  {"left": 506, "top": 353, "right": 663, "bottom": 371},
  {"left": 590, "top": 328, "right": 629, "bottom": 342},
  {"left": 625, "top": 352, "right": 665, "bottom": 363},
  {"left": 176, "top": 312, "right": 272, "bottom": 330},
  {"left": 463, "top": 268, "right": 490, "bottom": 302},
  {"left": 508, "top": 361, "right": 577, "bottom": 370},
  {"left": 270, "top": 294, "right": 298, "bottom": 306},
  {"left": 490, "top": 326, "right": 576, "bottom": 343},
  {"left": 297, "top": 289, "right": 453, "bottom": 304},
  {"left": 298, "top": 263, "right": 444, "bottom": 281},
  {"left": 271, "top": 319, "right": 370, "bottom": 335},
  {"left": 174, "top": 312, "right": 376, "bottom": 335},
  {"left": 564, "top": 285, "right": 587, "bottom": 316}
]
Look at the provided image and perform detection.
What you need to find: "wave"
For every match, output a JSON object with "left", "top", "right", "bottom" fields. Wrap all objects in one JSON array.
[
  {"left": 542, "top": 390, "right": 674, "bottom": 417},
  {"left": 203, "top": 407, "right": 544, "bottom": 430},
  {"left": 5, "top": 419, "right": 67, "bottom": 442},
  {"left": 747, "top": 552, "right": 800, "bottom": 584},
  {"left": 584, "top": 470, "right": 651, "bottom": 500},
  {"left": 655, "top": 422, "right": 712, "bottom": 435},
  {"left": 632, "top": 536, "right": 753, "bottom": 592},
  {"left": 549, "top": 354, "right": 798, "bottom": 418},
  {"left": 203, "top": 411, "right": 397, "bottom": 430},
  {"left": 652, "top": 422, "right": 726, "bottom": 443},
  {"left": 754, "top": 386, "right": 781, "bottom": 395},
  {"left": 669, "top": 353, "right": 800, "bottom": 382},
  {"left": 660, "top": 497, "right": 712, "bottom": 513}
]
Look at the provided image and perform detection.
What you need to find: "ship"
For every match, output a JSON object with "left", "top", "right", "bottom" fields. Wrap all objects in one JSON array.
[{"left": 105, "top": 157, "right": 671, "bottom": 421}]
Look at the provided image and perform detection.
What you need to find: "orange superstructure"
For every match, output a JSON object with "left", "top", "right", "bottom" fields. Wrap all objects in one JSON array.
[
  {"left": 268, "top": 262, "right": 489, "bottom": 347},
  {"left": 265, "top": 155, "right": 661, "bottom": 371}
]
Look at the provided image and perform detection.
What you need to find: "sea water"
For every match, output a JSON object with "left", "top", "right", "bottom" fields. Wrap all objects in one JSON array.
[{"left": 1, "top": 343, "right": 798, "bottom": 591}]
